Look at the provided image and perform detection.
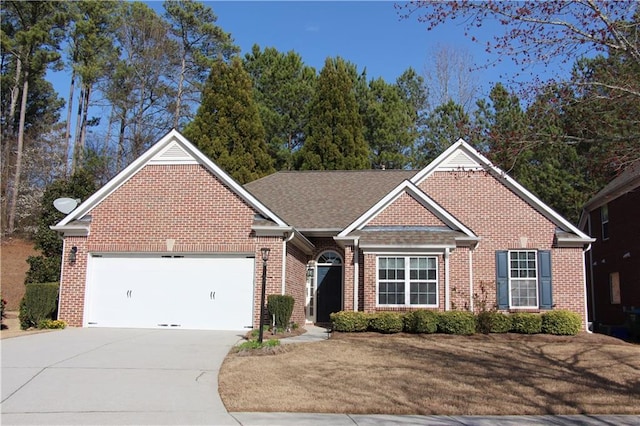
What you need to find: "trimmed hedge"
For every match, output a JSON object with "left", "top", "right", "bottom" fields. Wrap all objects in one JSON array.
[
  {"left": 330, "top": 311, "right": 370, "bottom": 332},
  {"left": 476, "top": 311, "right": 512, "bottom": 334},
  {"left": 369, "top": 312, "right": 404, "bottom": 334},
  {"left": 267, "top": 294, "right": 295, "bottom": 330},
  {"left": 510, "top": 313, "right": 542, "bottom": 334},
  {"left": 437, "top": 311, "right": 476, "bottom": 335},
  {"left": 404, "top": 310, "right": 438, "bottom": 334},
  {"left": 541, "top": 310, "right": 582, "bottom": 335},
  {"left": 19, "top": 283, "right": 60, "bottom": 330}
]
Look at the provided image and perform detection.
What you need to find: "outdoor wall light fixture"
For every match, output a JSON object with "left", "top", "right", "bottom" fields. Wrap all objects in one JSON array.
[
  {"left": 258, "top": 247, "right": 271, "bottom": 343},
  {"left": 68, "top": 246, "right": 78, "bottom": 264},
  {"left": 306, "top": 267, "right": 314, "bottom": 279}
]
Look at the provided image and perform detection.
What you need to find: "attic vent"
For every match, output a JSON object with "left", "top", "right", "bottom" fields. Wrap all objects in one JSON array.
[
  {"left": 440, "top": 150, "right": 481, "bottom": 170},
  {"left": 150, "top": 141, "right": 197, "bottom": 164}
]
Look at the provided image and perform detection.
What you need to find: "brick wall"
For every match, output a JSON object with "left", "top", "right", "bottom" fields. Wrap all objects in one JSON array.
[
  {"left": 58, "top": 164, "right": 284, "bottom": 328},
  {"left": 367, "top": 192, "right": 445, "bottom": 227},
  {"left": 417, "top": 170, "right": 587, "bottom": 326},
  {"left": 285, "top": 242, "right": 309, "bottom": 326}
]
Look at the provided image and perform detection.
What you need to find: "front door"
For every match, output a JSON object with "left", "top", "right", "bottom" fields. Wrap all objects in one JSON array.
[{"left": 316, "top": 251, "right": 343, "bottom": 324}]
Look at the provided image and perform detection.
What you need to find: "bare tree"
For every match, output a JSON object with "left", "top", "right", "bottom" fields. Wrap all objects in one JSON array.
[{"left": 423, "top": 44, "right": 480, "bottom": 111}]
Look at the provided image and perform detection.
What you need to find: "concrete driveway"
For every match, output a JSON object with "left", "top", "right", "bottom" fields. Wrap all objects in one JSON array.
[{"left": 1, "top": 327, "right": 243, "bottom": 425}]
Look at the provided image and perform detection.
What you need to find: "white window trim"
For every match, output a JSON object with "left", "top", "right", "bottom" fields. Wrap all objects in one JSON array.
[
  {"left": 601, "top": 204, "right": 609, "bottom": 241},
  {"left": 508, "top": 250, "right": 539, "bottom": 309},
  {"left": 376, "top": 255, "right": 439, "bottom": 308}
]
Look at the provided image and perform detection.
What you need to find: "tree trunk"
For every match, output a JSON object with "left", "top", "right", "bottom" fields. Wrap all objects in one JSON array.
[
  {"left": 64, "top": 68, "right": 76, "bottom": 177},
  {"left": 7, "top": 69, "right": 29, "bottom": 234},
  {"left": 174, "top": 55, "right": 186, "bottom": 129},
  {"left": 71, "top": 86, "right": 85, "bottom": 174},
  {"left": 78, "top": 83, "right": 92, "bottom": 166}
]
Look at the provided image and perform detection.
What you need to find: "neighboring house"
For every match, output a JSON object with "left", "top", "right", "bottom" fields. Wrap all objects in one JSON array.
[
  {"left": 579, "top": 161, "right": 640, "bottom": 329},
  {"left": 53, "top": 130, "right": 594, "bottom": 331}
]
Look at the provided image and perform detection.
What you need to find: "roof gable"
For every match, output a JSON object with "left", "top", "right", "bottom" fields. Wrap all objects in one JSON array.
[
  {"left": 412, "top": 139, "right": 594, "bottom": 243},
  {"left": 54, "top": 129, "right": 287, "bottom": 229},
  {"left": 338, "top": 180, "right": 477, "bottom": 241}
]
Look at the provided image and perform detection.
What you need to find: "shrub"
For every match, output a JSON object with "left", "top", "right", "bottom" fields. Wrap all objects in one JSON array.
[
  {"left": 404, "top": 310, "right": 438, "bottom": 334},
  {"left": 510, "top": 313, "right": 542, "bottom": 334},
  {"left": 476, "top": 311, "right": 512, "bottom": 334},
  {"left": 19, "top": 283, "right": 59, "bottom": 330},
  {"left": 369, "top": 312, "right": 404, "bottom": 334},
  {"left": 234, "top": 338, "right": 281, "bottom": 352},
  {"left": 437, "top": 311, "right": 476, "bottom": 335},
  {"left": 541, "top": 310, "right": 582, "bottom": 335},
  {"left": 267, "top": 294, "right": 295, "bottom": 329},
  {"left": 0, "top": 296, "right": 6, "bottom": 319},
  {"left": 330, "top": 311, "right": 370, "bottom": 332},
  {"left": 38, "top": 319, "right": 67, "bottom": 329}
]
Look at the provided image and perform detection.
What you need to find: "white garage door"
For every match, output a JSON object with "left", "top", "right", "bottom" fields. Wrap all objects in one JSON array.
[{"left": 84, "top": 255, "right": 255, "bottom": 330}]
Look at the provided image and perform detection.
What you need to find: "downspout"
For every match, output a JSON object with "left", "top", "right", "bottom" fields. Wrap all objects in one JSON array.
[
  {"left": 468, "top": 248, "right": 474, "bottom": 312},
  {"left": 57, "top": 238, "right": 67, "bottom": 321},
  {"left": 583, "top": 244, "right": 592, "bottom": 333},
  {"left": 586, "top": 214, "right": 596, "bottom": 328},
  {"left": 445, "top": 248, "right": 450, "bottom": 311},
  {"left": 353, "top": 239, "right": 359, "bottom": 312},
  {"left": 281, "top": 232, "right": 295, "bottom": 295}
]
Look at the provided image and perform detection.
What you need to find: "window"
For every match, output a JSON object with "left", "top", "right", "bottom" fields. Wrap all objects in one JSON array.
[
  {"left": 610, "top": 272, "right": 621, "bottom": 304},
  {"left": 601, "top": 204, "right": 609, "bottom": 240},
  {"left": 509, "top": 251, "right": 538, "bottom": 308},
  {"left": 378, "top": 256, "right": 437, "bottom": 306},
  {"left": 496, "top": 250, "right": 552, "bottom": 310}
]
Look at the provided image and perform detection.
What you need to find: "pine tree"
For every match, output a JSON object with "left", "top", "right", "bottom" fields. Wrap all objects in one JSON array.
[
  {"left": 184, "top": 58, "right": 274, "bottom": 184},
  {"left": 298, "top": 57, "right": 369, "bottom": 170}
]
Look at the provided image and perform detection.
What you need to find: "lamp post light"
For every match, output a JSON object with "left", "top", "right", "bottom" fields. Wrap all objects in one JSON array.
[{"left": 258, "top": 247, "right": 270, "bottom": 344}]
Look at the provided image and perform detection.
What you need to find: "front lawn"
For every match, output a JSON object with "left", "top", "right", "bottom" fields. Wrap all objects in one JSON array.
[{"left": 219, "top": 332, "right": 640, "bottom": 415}]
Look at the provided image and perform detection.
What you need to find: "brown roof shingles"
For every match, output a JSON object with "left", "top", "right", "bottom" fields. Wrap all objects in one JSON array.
[{"left": 244, "top": 170, "right": 417, "bottom": 230}]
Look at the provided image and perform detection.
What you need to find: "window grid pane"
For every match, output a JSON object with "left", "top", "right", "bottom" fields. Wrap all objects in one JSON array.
[
  {"left": 509, "top": 251, "right": 538, "bottom": 308},
  {"left": 378, "top": 256, "right": 437, "bottom": 306}
]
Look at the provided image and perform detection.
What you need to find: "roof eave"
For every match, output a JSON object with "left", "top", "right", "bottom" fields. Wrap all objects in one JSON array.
[{"left": 49, "top": 224, "right": 89, "bottom": 237}]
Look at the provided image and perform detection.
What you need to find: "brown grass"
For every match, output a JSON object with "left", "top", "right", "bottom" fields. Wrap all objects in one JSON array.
[
  {"left": 1, "top": 237, "right": 36, "bottom": 309},
  {"left": 219, "top": 332, "right": 640, "bottom": 415}
]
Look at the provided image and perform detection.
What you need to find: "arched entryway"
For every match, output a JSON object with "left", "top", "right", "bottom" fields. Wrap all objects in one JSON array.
[{"left": 315, "top": 251, "right": 343, "bottom": 324}]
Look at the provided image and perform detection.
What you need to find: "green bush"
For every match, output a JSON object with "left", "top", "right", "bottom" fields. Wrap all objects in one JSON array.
[
  {"left": 235, "top": 338, "right": 280, "bottom": 352},
  {"left": 437, "top": 311, "right": 476, "bottom": 335},
  {"left": 0, "top": 296, "right": 6, "bottom": 319},
  {"left": 330, "top": 311, "right": 370, "bottom": 332},
  {"left": 476, "top": 311, "right": 512, "bottom": 334},
  {"left": 541, "top": 310, "right": 582, "bottom": 335},
  {"left": 19, "top": 283, "right": 59, "bottom": 330},
  {"left": 369, "top": 312, "right": 404, "bottom": 334},
  {"left": 267, "top": 294, "right": 295, "bottom": 329},
  {"left": 510, "top": 313, "right": 542, "bottom": 334},
  {"left": 38, "top": 319, "right": 67, "bottom": 329},
  {"left": 404, "top": 310, "right": 438, "bottom": 334}
]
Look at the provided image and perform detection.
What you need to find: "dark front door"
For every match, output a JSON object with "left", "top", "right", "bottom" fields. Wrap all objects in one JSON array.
[{"left": 316, "top": 265, "right": 342, "bottom": 323}]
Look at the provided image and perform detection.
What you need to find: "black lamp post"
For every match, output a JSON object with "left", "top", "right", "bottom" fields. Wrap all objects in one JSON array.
[{"left": 258, "top": 247, "right": 270, "bottom": 343}]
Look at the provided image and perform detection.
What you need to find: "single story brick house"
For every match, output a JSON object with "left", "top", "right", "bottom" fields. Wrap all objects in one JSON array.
[{"left": 53, "top": 130, "right": 594, "bottom": 330}]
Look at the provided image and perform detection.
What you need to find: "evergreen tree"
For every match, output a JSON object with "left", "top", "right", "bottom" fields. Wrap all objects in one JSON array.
[
  {"left": 298, "top": 57, "right": 369, "bottom": 170},
  {"left": 243, "top": 45, "right": 316, "bottom": 170},
  {"left": 164, "top": 0, "right": 238, "bottom": 129},
  {"left": 25, "top": 170, "right": 96, "bottom": 283},
  {"left": 364, "top": 78, "right": 414, "bottom": 169},
  {"left": 413, "top": 100, "right": 471, "bottom": 167},
  {"left": 184, "top": 58, "right": 274, "bottom": 184}
]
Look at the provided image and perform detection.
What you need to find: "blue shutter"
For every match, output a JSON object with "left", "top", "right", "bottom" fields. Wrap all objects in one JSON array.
[
  {"left": 538, "top": 251, "right": 552, "bottom": 309},
  {"left": 496, "top": 251, "right": 509, "bottom": 310}
]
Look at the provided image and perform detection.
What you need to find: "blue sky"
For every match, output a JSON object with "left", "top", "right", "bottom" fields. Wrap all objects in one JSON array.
[{"left": 50, "top": 1, "right": 574, "bottom": 140}]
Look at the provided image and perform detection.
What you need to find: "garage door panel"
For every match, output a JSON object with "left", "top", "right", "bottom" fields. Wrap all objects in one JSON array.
[{"left": 85, "top": 255, "right": 255, "bottom": 330}]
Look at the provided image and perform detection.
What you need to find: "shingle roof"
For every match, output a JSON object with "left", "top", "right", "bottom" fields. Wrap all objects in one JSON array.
[
  {"left": 583, "top": 160, "right": 640, "bottom": 212},
  {"left": 244, "top": 170, "right": 417, "bottom": 230},
  {"left": 352, "top": 228, "right": 466, "bottom": 247}
]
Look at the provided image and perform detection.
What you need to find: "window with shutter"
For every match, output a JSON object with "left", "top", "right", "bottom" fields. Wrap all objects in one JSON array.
[{"left": 495, "top": 250, "right": 552, "bottom": 310}]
